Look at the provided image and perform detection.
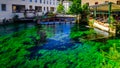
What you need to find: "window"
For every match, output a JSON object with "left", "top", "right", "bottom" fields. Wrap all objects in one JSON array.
[
  {"left": 53, "top": 0, "right": 55, "bottom": 5},
  {"left": 30, "top": 0, "right": 32, "bottom": 2},
  {"left": 35, "top": 6, "right": 42, "bottom": 12},
  {"left": 44, "top": 7, "right": 45, "bottom": 11},
  {"left": 117, "top": 1, "right": 120, "bottom": 5},
  {"left": 95, "top": 2, "right": 98, "bottom": 5},
  {"left": 35, "top": 0, "right": 37, "bottom": 3},
  {"left": 1, "top": 4, "right": 6, "bottom": 11},
  {"left": 86, "top": 2, "right": 89, "bottom": 6},
  {"left": 40, "top": 0, "right": 42, "bottom": 3},
  {"left": 12, "top": 4, "right": 25, "bottom": 13},
  {"left": 47, "top": 7, "right": 49, "bottom": 11},
  {"left": 50, "top": 7, "right": 54, "bottom": 12},
  {"left": 29, "top": 5, "right": 33, "bottom": 10},
  {"left": 105, "top": 1, "right": 109, "bottom": 3},
  {"left": 50, "top": 0, "right": 51, "bottom": 5},
  {"left": 44, "top": 0, "right": 45, "bottom": 4},
  {"left": 47, "top": 0, "right": 48, "bottom": 4}
]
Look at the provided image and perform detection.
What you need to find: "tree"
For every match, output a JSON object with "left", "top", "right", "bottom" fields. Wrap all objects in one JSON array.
[
  {"left": 69, "top": 0, "right": 89, "bottom": 26},
  {"left": 80, "top": 4, "right": 90, "bottom": 25},
  {"left": 57, "top": 3, "right": 65, "bottom": 14},
  {"left": 69, "top": 0, "right": 82, "bottom": 14}
]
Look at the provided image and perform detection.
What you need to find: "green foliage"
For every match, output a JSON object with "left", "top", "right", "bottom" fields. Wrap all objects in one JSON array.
[
  {"left": 0, "top": 27, "right": 42, "bottom": 68},
  {"left": 70, "top": 29, "right": 95, "bottom": 39},
  {"left": 69, "top": 0, "right": 89, "bottom": 24},
  {"left": 36, "top": 44, "right": 104, "bottom": 68},
  {"left": 70, "top": 25, "right": 95, "bottom": 39},
  {"left": 57, "top": 3, "right": 65, "bottom": 13},
  {"left": 1, "top": 24, "right": 120, "bottom": 68},
  {"left": 110, "top": 16, "right": 116, "bottom": 24},
  {"left": 70, "top": 24, "right": 120, "bottom": 67},
  {"left": 69, "top": 0, "right": 89, "bottom": 15},
  {"left": 69, "top": 0, "right": 82, "bottom": 14}
]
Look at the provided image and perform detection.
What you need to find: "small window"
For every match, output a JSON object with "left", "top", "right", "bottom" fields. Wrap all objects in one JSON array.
[
  {"left": 44, "top": 0, "right": 45, "bottom": 4},
  {"left": 1, "top": 4, "right": 6, "bottom": 11},
  {"left": 35, "top": 6, "right": 42, "bottom": 12},
  {"left": 117, "top": 1, "right": 120, "bottom": 5},
  {"left": 47, "top": 7, "right": 49, "bottom": 11},
  {"left": 30, "top": 0, "right": 32, "bottom": 2},
  {"left": 95, "top": 2, "right": 98, "bottom": 5},
  {"left": 44, "top": 7, "right": 45, "bottom": 11},
  {"left": 50, "top": 7, "right": 54, "bottom": 12},
  {"left": 47, "top": 1, "right": 48, "bottom": 4},
  {"left": 29, "top": 5, "right": 33, "bottom": 10},
  {"left": 35, "top": 0, "right": 37, "bottom": 3},
  {"left": 40, "top": 0, "right": 42, "bottom": 3},
  {"left": 105, "top": 1, "right": 109, "bottom": 3},
  {"left": 12, "top": 4, "right": 25, "bottom": 13},
  {"left": 86, "top": 2, "right": 89, "bottom": 6}
]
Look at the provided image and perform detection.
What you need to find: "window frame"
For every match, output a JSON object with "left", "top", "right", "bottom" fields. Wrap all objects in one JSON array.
[{"left": 1, "top": 4, "right": 6, "bottom": 11}]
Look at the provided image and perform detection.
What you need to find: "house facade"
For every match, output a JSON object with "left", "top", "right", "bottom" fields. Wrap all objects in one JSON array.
[
  {"left": 0, "top": 0, "right": 58, "bottom": 19},
  {"left": 82, "top": 0, "right": 120, "bottom": 6}
]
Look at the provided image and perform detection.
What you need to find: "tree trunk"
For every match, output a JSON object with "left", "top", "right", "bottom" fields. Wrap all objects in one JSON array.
[
  {"left": 76, "top": 14, "right": 81, "bottom": 24},
  {"left": 75, "top": 14, "right": 81, "bottom": 30}
]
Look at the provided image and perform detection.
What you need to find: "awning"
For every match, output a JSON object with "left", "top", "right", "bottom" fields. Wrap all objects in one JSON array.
[{"left": 89, "top": 2, "right": 120, "bottom": 12}]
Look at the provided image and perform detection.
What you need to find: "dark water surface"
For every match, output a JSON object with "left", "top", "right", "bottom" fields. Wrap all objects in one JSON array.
[{"left": 0, "top": 23, "right": 35, "bottom": 36}]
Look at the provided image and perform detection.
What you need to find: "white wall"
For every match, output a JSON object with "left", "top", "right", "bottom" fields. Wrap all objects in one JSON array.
[{"left": 0, "top": 0, "right": 58, "bottom": 20}]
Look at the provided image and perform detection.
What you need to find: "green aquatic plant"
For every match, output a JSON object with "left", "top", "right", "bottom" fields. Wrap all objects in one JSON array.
[
  {"left": 70, "top": 23, "right": 120, "bottom": 68},
  {"left": 1, "top": 24, "right": 120, "bottom": 68},
  {"left": 0, "top": 27, "right": 43, "bottom": 67},
  {"left": 70, "top": 28, "right": 95, "bottom": 39},
  {"left": 100, "top": 45, "right": 120, "bottom": 68}
]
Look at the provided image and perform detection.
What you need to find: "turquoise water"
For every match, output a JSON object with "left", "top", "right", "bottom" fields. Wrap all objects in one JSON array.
[
  {"left": 40, "top": 22, "right": 75, "bottom": 50},
  {"left": 0, "top": 21, "right": 110, "bottom": 68}
]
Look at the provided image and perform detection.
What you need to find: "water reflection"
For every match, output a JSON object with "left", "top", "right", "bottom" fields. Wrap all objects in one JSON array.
[{"left": 0, "top": 23, "right": 35, "bottom": 36}]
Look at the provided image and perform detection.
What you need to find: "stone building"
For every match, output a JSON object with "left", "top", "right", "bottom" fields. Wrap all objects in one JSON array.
[{"left": 0, "top": 0, "right": 58, "bottom": 19}]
